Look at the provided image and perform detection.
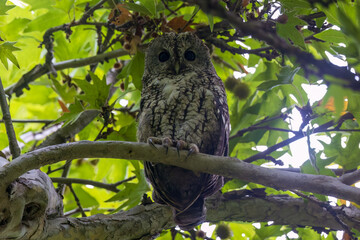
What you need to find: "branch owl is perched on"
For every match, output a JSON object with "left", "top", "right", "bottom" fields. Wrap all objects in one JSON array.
[{"left": 137, "top": 32, "right": 229, "bottom": 230}]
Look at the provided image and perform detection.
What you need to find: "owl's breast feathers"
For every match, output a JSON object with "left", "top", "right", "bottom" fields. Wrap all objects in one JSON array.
[{"left": 138, "top": 70, "right": 229, "bottom": 155}]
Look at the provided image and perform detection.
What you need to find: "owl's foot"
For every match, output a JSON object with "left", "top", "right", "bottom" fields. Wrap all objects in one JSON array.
[{"left": 146, "top": 137, "right": 199, "bottom": 157}]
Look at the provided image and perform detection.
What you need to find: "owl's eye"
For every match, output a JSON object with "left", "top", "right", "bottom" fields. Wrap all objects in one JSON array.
[
  {"left": 159, "top": 51, "right": 170, "bottom": 62},
  {"left": 184, "top": 50, "right": 196, "bottom": 61}
]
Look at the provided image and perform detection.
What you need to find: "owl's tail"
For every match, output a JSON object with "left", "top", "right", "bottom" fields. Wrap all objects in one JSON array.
[{"left": 173, "top": 197, "right": 206, "bottom": 230}]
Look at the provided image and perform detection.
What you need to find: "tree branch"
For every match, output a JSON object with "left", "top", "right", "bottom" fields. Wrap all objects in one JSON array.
[
  {"left": 190, "top": 0, "right": 360, "bottom": 90},
  {"left": 36, "top": 193, "right": 360, "bottom": 239},
  {"left": 0, "top": 78, "right": 21, "bottom": 159},
  {"left": 51, "top": 176, "right": 136, "bottom": 193},
  {"left": 5, "top": 49, "right": 128, "bottom": 97},
  {"left": 1, "top": 141, "right": 359, "bottom": 205}
]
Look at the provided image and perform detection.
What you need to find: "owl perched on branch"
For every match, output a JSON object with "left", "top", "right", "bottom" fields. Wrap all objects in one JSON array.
[{"left": 137, "top": 32, "right": 229, "bottom": 230}]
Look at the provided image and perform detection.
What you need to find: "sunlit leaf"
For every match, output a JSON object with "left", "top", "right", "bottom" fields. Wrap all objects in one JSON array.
[
  {"left": 0, "top": 41, "right": 20, "bottom": 69},
  {"left": 0, "top": 0, "right": 15, "bottom": 15}
]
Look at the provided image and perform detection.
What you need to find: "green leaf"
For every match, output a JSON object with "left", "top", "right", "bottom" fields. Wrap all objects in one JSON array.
[
  {"left": 279, "top": 0, "right": 311, "bottom": 10},
  {"left": 314, "top": 29, "right": 347, "bottom": 44},
  {"left": 277, "top": 12, "right": 307, "bottom": 49},
  {"left": 73, "top": 185, "right": 99, "bottom": 208},
  {"left": 257, "top": 66, "right": 300, "bottom": 91},
  {"left": 207, "top": 14, "right": 214, "bottom": 32},
  {"left": 118, "top": 51, "right": 145, "bottom": 90},
  {"left": 24, "top": 9, "right": 68, "bottom": 32},
  {"left": 53, "top": 99, "right": 86, "bottom": 126},
  {"left": 51, "top": 77, "right": 78, "bottom": 104},
  {"left": 0, "top": 0, "right": 15, "bottom": 15},
  {"left": 74, "top": 72, "right": 111, "bottom": 109},
  {"left": 21, "top": 0, "right": 55, "bottom": 10},
  {"left": 106, "top": 166, "right": 150, "bottom": 210},
  {"left": 124, "top": 2, "right": 152, "bottom": 16},
  {"left": 0, "top": 41, "right": 20, "bottom": 69},
  {"left": 139, "top": 0, "right": 157, "bottom": 17},
  {"left": 321, "top": 133, "right": 360, "bottom": 170}
]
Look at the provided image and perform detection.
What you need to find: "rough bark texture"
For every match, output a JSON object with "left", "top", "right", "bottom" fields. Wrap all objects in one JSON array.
[{"left": 0, "top": 157, "right": 63, "bottom": 240}]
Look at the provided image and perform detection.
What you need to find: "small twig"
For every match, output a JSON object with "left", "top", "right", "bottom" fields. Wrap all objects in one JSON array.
[
  {"left": 243, "top": 132, "right": 304, "bottom": 163},
  {"left": 68, "top": 184, "right": 87, "bottom": 217},
  {"left": 64, "top": 208, "right": 91, "bottom": 217},
  {"left": 47, "top": 160, "right": 72, "bottom": 175},
  {"left": 292, "top": 190, "right": 355, "bottom": 239},
  {"left": 0, "top": 78, "right": 21, "bottom": 159},
  {"left": 51, "top": 176, "right": 136, "bottom": 193},
  {"left": 63, "top": 207, "right": 116, "bottom": 217},
  {"left": 161, "top": 0, "right": 178, "bottom": 16},
  {"left": 56, "top": 159, "right": 72, "bottom": 195},
  {"left": 230, "top": 113, "right": 289, "bottom": 139},
  {"left": 0, "top": 119, "right": 54, "bottom": 124},
  {"left": 78, "top": 0, "right": 107, "bottom": 23},
  {"left": 180, "top": 7, "right": 200, "bottom": 33}
]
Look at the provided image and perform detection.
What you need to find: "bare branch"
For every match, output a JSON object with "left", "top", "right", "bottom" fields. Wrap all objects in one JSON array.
[
  {"left": 37, "top": 193, "right": 360, "bottom": 239},
  {"left": 0, "top": 78, "right": 21, "bottom": 159},
  {"left": 0, "top": 119, "right": 54, "bottom": 124},
  {"left": 51, "top": 176, "right": 136, "bottom": 193}
]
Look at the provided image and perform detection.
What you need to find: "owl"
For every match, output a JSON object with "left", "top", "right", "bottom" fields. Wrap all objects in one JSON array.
[{"left": 137, "top": 32, "right": 229, "bottom": 230}]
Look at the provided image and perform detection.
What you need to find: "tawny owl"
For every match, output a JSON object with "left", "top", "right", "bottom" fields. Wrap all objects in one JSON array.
[{"left": 137, "top": 32, "right": 229, "bottom": 230}]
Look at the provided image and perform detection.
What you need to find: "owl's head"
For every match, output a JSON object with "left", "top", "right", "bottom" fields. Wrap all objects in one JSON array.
[{"left": 143, "top": 32, "right": 214, "bottom": 77}]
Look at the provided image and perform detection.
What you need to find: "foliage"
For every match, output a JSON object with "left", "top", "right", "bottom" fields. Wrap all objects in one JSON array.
[{"left": 0, "top": 0, "right": 360, "bottom": 239}]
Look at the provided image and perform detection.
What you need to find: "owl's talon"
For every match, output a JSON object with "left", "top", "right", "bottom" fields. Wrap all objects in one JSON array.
[
  {"left": 185, "top": 143, "right": 199, "bottom": 160},
  {"left": 162, "top": 137, "right": 173, "bottom": 154},
  {"left": 176, "top": 140, "right": 186, "bottom": 157},
  {"left": 147, "top": 138, "right": 158, "bottom": 149}
]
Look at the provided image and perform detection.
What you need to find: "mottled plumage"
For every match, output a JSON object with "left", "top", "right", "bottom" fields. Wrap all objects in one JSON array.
[{"left": 137, "top": 32, "right": 229, "bottom": 229}]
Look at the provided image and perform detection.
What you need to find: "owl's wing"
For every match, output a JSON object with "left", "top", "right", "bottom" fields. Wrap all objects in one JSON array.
[{"left": 213, "top": 75, "right": 230, "bottom": 157}]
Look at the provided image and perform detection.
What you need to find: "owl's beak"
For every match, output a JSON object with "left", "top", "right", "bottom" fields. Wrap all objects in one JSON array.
[{"left": 174, "top": 61, "right": 180, "bottom": 74}]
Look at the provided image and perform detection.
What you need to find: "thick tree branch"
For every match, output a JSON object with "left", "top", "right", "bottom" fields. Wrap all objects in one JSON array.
[
  {"left": 35, "top": 193, "right": 360, "bottom": 239},
  {"left": 1, "top": 141, "right": 359, "bottom": 205}
]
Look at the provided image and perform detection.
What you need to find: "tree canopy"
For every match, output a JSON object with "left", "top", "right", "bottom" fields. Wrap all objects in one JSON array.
[{"left": 0, "top": 0, "right": 360, "bottom": 239}]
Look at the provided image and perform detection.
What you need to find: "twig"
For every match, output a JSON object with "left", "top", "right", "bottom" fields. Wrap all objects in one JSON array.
[
  {"left": 64, "top": 208, "right": 91, "bottom": 217},
  {"left": 243, "top": 132, "right": 304, "bottom": 163},
  {"left": 47, "top": 159, "right": 72, "bottom": 174},
  {"left": 161, "top": 0, "right": 178, "bottom": 16},
  {"left": 51, "top": 176, "right": 136, "bottom": 193},
  {"left": 56, "top": 159, "right": 72, "bottom": 195},
  {"left": 230, "top": 113, "right": 289, "bottom": 139},
  {"left": 0, "top": 119, "right": 54, "bottom": 124},
  {"left": 0, "top": 78, "right": 21, "bottom": 159},
  {"left": 68, "top": 184, "right": 87, "bottom": 217},
  {"left": 78, "top": 0, "right": 107, "bottom": 23}
]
